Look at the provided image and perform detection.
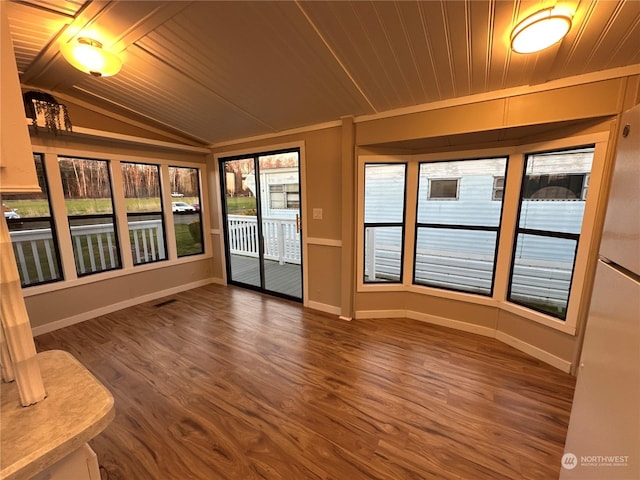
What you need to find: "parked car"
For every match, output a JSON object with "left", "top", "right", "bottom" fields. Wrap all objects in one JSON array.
[
  {"left": 191, "top": 203, "right": 201, "bottom": 212},
  {"left": 171, "top": 192, "right": 184, "bottom": 197},
  {"left": 172, "top": 201, "right": 196, "bottom": 213},
  {"left": 2, "top": 204, "right": 20, "bottom": 219}
]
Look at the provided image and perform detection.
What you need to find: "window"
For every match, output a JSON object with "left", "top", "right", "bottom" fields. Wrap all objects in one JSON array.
[
  {"left": 508, "top": 146, "right": 595, "bottom": 319},
  {"left": 522, "top": 173, "right": 587, "bottom": 200},
  {"left": 121, "top": 162, "right": 167, "bottom": 265},
  {"left": 428, "top": 178, "right": 459, "bottom": 199},
  {"left": 269, "top": 184, "right": 299, "bottom": 209},
  {"left": 59, "top": 156, "right": 121, "bottom": 276},
  {"left": 3, "top": 154, "right": 63, "bottom": 287},
  {"left": 169, "top": 166, "right": 203, "bottom": 257},
  {"left": 415, "top": 158, "right": 507, "bottom": 295},
  {"left": 364, "top": 163, "right": 406, "bottom": 283},
  {"left": 492, "top": 177, "right": 505, "bottom": 201}
]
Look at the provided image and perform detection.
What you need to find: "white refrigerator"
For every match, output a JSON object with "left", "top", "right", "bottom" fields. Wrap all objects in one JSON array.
[{"left": 560, "top": 104, "right": 640, "bottom": 479}]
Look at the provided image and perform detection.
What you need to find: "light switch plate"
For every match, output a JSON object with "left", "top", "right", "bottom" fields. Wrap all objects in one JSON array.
[{"left": 313, "top": 208, "right": 323, "bottom": 220}]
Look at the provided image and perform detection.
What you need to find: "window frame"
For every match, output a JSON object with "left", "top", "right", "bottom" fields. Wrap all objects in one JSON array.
[
  {"left": 413, "top": 157, "right": 509, "bottom": 297},
  {"left": 362, "top": 162, "right": 408, "bottom": 284},
  {"left": 169, "top": 165, "right": 204, "bottom": 258},
  {"left": 58, "top": 155, "right": 122, "bottom": 278},
  {"left": 121, "top": 161, "right": 168, "bottom": 267},
  {"left": 521, "top": 172, "right": 588, "bottom": 201},
  {"left": 492, "top": 176, "right": 505, "bottom": 201},
  {"left": 269, "top": 183, "right": 299, "bottom": 210},
  {"left": 507, "top": 145, "right": 595, "bottom": 320},
  {"left": 4, "top": 153, "right": 64, "bottom": 288},
  {"left": 18, "top": 142, "right": 211, "bottom": 299},
  {"left": 427, "top": 178, "right": 460, "bottom": 200}
]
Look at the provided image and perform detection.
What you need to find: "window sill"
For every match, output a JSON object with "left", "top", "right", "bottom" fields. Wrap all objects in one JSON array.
[{"left": 22, "top": 253, "right": 213, "bottom": 298}]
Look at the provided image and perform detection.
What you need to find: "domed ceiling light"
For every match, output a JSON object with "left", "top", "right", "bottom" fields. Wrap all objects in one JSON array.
[
  {"left": 61, "top": 37, "right": 122, "bottom": 77},
  {"left": 511, "top": 7, "right": 573, "bottom": 54}
]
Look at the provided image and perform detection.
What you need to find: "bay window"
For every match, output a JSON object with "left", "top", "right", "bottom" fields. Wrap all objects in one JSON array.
[{"left": 360, "top": 135, "right": 603, "bottom": 332}]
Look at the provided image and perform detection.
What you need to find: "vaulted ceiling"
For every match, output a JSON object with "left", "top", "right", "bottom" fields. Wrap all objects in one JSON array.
[{"left": 6, "top": 0, "right": 640, "bottom": 146}]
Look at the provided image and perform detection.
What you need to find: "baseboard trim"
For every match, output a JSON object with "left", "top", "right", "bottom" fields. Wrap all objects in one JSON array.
[
  {"left": 407, "top": 311, "right": 496, "bottom": 338},
  {"left": 32, "top": 278, "right": 216, "bottom": 337},
  {"left": 495, "top": 331, "right": 572, "bottom": 373},
  {"left": 355, "top": 308, "right": 571, "bottom": 372},
  {"left": 307, "top": 300, "right": 341, "bottom": 316},
  {"left": 355, "top": 309, "right": 408, "bottom": 319}
]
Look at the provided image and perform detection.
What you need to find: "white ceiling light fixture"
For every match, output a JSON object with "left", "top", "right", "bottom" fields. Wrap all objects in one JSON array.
[
  {"left": 61, "top": 37, "right": 122, "bottom": 77},
  {"left": 511, "top": 7, "right": 573, "bottom": 54}
]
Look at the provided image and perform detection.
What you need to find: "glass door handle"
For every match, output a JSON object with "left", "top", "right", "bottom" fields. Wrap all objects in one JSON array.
[{"left": 295, "top": 214, "right": 301, "bottom": 233}]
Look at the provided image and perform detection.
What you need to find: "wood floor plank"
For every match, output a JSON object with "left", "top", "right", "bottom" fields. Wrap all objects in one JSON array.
[{"left": 34, "top": 284, "right": 575, "bottom": 479}]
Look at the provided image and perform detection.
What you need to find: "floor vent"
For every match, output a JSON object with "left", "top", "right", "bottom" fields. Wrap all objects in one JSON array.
[{"left": 154, "top": 299, "right": 177, "bottom": 308}]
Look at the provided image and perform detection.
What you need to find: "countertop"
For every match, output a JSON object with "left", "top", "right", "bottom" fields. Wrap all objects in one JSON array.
[{"left": 0, "top": 350, "right": 115, "bottom": 480}]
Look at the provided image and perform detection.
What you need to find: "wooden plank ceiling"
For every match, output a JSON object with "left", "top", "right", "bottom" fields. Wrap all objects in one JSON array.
[{"left": 6, "top": 0, "right": 640, "bottom": 146}]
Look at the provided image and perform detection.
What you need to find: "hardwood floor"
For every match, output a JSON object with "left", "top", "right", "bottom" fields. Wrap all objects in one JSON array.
[{"left": 34, "top": 284, "right": 576, "bottom": 480}]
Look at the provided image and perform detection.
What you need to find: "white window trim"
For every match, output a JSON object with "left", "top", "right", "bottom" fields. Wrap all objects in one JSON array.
[
  {"left": 23, "top": 143, "right": 211, "bottom": 292},
  {"left": 357, "top": 131, "right": 610, "bottom": 336}
]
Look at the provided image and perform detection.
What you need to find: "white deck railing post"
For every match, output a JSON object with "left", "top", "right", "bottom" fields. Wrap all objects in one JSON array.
[
  {"left": 9, "top": 219, "right": 165, "bottom": 281},
  {"left": 366, "top": 228, "right": 376, "bottom": 281},
  {"left": 226, "top": 215, "right": 300, "bottom": 265},
  {"left": 277, "top": 220, "right": 285, "bottom": 265}
]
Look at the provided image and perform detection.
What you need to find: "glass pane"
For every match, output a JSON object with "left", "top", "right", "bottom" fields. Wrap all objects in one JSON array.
[
  {"left": 259, "top": 151, "right": 302, "bottom": 298},
  {"left": 223, "top": 158, "right": 260, "bottom": 287},
  {"left": 418, "top": 158, "right": 507, "bottom": 226},
  {"left": 121, "top": 163, "right": 167, "bottom": 265},
  {"left": 59, "top": 157, "right": 113, "bottom": 215},
  {"left": 9, "top": 219, "right": 62, "bottom": 286},
  {"left": 122, "top": 163, "right": 162, "bottom": 213},
  {"left": 169, "top": 166, "right": 203, "bottom": 257},
  {"left": 415, "top": 227, "right": 497, "bottom": 295},
  {"left": 364, "top": 226, "right": 402, "bottom": 282},
  {"left": 128, "top": 213, "right": 166, "bottom": 265},
  {"left": 519, "top": 147, "right": 594, "bottom": 234},
  {"left": 364, "top": 164, "right": 406, "bottom": 223},
  {"left": 509, "top": 233, "right": 577, "bottom": 319},
  {"left": 59, "top": 157, "right": 120, "bottom": 275},
  {"left": 69, "top": 217, "right": 120, "bottom": 275}
]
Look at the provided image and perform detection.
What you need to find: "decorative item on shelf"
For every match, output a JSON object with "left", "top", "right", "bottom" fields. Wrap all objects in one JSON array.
[
  {"left": 510, "top": 6, "right": 573, "bottom": 54},
  {"left": 61, "top": 37, "right": 122, "bottom": 77},
  {"left": 23, "top": 91, "right": 72, "bottom": 135}
]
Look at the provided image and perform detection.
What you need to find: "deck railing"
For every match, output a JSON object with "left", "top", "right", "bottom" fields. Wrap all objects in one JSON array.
[
  {"left": 365, "top": 229, "right": 572, "bottom": 310},
  {"left": 10, "top": 219, "right": 165, "bottom": 283},
  {"left": 227, "top": 215, "right": 301, "bottom": 265}
]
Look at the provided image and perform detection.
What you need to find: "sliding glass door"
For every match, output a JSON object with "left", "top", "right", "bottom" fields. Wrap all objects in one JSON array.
[{"left": 220, "top": 149, "right": 303, "bottom": 300}]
